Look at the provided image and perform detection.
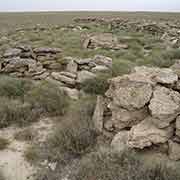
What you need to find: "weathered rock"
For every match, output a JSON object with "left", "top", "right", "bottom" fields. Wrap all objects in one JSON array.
[
  {"left": 32, "top": 72, "right": 50, "bottom": 80},
  {"left": 171, "top": 60, "right": 180, "bottom": 77},
  {"left": 91, "top": 65, "right": 110, "bottom": 73},
  {"left": 111, "top": 131, "right": 129, "bottom": 152},
  {"left": 176, "top": 115, "right": 180, "bottom": 138},
  {"left": 59, "top": 71, "right": 77, "bottom": 79},
  {"left": 66, "top": 60, "right": 78, "bottom": 74},
  {"left": 51, "top": 72, "right": 76, "bottom": 86},
  {"left": 60, "top": 87, "right": 79, "bottom": 100},
  {"left": 16, "top": 45, "right": 32, "bottom": 52},
  {"left": 74, "top": 58, "right": 92, "bottom": 65},
  {"left": 128, "top": 117, "right": 174, "bottom": 149},
  {"left": 130, "top": 66, "right": 178, "bottom": 85},
  {"left": 92, "top": 96, "right": 105, "bottom": 133},
  {"left": 93, "top": 55, "right": 112, "bottom": 68},
  {"left": 83, "top": 33, "right": 128, "bottom": 50},
  {"left": 3, "top": 48, "right": 22, "bottom": 58},
  {"left": 33, "top": 47, "right": 62, "bottom": 54},
  {"left": 106, "top": 78, "right": 153, "bottom": 110},
  {"left": 149, "top": 86, "right": 180, "bottom": 128},
  {"left": 1, "top": 57, "right": 36, "bottom": 73},
  {"left": 168, "top": 140, "right": 180, "bottom": 161},
  {"left": 77, "top": 70, "right": 96, "bottom": 83},
  {"left": 108, "top": 102, "right": 148, "bottom": 130}
]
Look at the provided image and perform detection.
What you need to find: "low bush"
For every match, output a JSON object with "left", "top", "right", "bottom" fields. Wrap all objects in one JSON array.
[
  {"left": 0, "top": 76, "right": 32, "bottom": 99},
  {"left": 24, "top": 145, "right": 41, "bottom": 164},
  {"left": 72, "top": 149, "right": 179, "bottom": 180},
  {"left": 48, "top": 96, "right": 97, "bottom": 160},
  {"left": 26, "top": 81, "right": 69, "bottom": 116},
  {"left": 112, "top": 59, "right": 134, "bottom": 77},
  {"left": 0, "top": 97, "right": 39, "bottom": 128},
  {"left": 81, "top": 74, "right": 110, "bottom": 95},
  {"left": 14, "top": 128, "right": 34, "bottom": 142},
  {"left": 0, "top": 137, "right": 10, "bottom": 150}
]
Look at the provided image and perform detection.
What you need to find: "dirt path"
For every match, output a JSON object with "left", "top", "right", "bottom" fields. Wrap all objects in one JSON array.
[{"left": 0, "top": 118, "right": 55, "bottom": 180}]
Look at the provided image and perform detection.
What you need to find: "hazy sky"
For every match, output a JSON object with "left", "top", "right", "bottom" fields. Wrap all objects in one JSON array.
[{"left": 0, "top": 0, "right": 180, "bottom": 12}]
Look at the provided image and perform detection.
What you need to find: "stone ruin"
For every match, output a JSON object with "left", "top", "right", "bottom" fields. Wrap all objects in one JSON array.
[
  {"left": 0, "top": 45, "right": 112, "bottom": 100},
  {"left": 93, "top": 63, "right": 180, "bottom": 161}
]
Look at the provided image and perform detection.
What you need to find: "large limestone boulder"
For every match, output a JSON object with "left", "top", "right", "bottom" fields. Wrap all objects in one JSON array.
[
  {"left": 128, "top": 117, "right": 174, "bottom": 149},
  {"left": 108, "top": 103, "right": 148, "bottom": 130},
  {"left": 77, "top": 70, "right": 96, "bottom": 83},
  {"left": 51, "top": 72, "right": 76, "bottom": 86},
  {"left": 168, "top": 140, "right": 180, "bottom": 161},
  {"left": 149, "top": 86, "right": 180, "bottom": 128},
  {"left": 111, "top": 131, "right": 129, "bottom": 152},
  {"left": 130, "top": 66, "right": 178, "bottom": 85},
  {"left": 106, "top": 77, "right": 153, "bottom": 110}
]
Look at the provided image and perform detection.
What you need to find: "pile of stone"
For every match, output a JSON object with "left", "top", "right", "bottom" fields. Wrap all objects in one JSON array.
[
  {"left": 0, "top": 45, "right": 62, "bottom": 80},
  {"left": 93, "top": 63, "right": 180, "bottom": 161},
  {"left": 83, "top": 33, "right": 128, "bottom": 50},
  {"left": 0, "top": 47, "right": 112, "bottom": 100}
]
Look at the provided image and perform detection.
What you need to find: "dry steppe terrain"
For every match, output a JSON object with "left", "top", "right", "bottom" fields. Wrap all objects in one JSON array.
[{"left": 0, "top": 12, "right": 180, "bottom": 180}]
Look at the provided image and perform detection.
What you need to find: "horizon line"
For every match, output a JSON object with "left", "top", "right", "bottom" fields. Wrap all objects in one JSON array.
[{"left": 0, "top": 10, "right": 180, "bottom": 13}]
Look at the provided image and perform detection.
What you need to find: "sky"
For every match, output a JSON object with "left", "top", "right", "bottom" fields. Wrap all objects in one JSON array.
[{"left": 0, "top": 0, "right": 180, "bottom": 12}]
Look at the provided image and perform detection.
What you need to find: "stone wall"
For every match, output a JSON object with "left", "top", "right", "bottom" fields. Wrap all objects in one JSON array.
[{"left": 93, "top": 63, "right": 180, "bottom": 161}]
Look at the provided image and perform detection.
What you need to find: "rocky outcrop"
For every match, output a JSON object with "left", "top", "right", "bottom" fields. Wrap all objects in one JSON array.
[{"left": 93, "top": 64, "right": 180, "bottom": 161}]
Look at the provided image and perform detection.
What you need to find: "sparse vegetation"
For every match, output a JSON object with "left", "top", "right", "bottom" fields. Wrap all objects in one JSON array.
[
  {"left": 14, "top": 128, "right": 34, "bottom": 142},
  {"left": 0, "top": 97, "right": 39, "bottom": 128},
  {"left": 72, "top": 149, "right": 180, "bottom": 180},
  {"left": 26, "top": 81, "right": 69, "bottom": 116},
  {"left": 81, "top": 74, "right": 111, "bottom": 95},
  {"left": 0, "top": 137, "right": 10, "bottom": 150},
  {"left": 24, "top": 145, "right": 41, "bottom": 163},
  {"left": 0, "top": 76, "right": 32, "bottom": 99},
  {"left": 48, "top": 96, "right": 97, "bottom": 159}
]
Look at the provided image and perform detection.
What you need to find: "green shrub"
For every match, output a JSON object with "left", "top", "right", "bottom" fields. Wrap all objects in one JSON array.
[
  {"left": 72, "top": 149, "right": 179, "bottom": 180},
  {"left": 0, "top": 76, "right": 32, "bottom": 99},
  {"left": 26, "top": 81, "right": 69, "bottom": 116},
  {"left": 81, "top": 75, "right": 110, "bottom": 95},
  {"left": 0, "top": 97, "right": 39, "bottom": 128},
  {"left": 112, "top": 59, "right": 134, "bottom": 77},
  {"left": 48, "top": 96, "right": 97, "bottom": 160},
  {"left": 0, "top": 137, "right": 9, "bottom": 150}
]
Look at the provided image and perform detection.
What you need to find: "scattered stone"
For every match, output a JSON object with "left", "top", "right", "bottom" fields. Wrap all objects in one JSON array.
[{"left": 60, "top": 87, "right": 79, "bottom": 100}]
